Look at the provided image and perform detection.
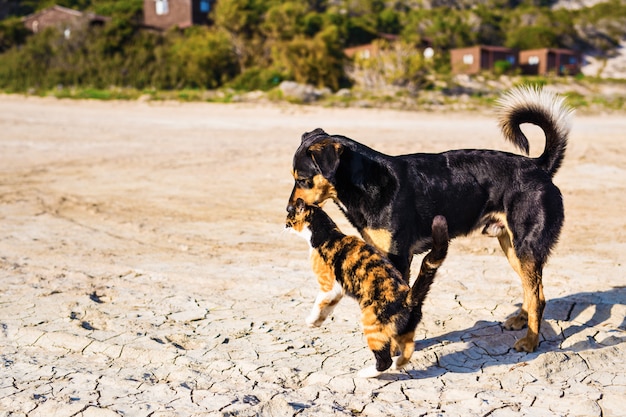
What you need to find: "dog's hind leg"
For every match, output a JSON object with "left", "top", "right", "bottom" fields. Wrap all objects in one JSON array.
[
  {"left": 498, "top": 229, "right": 528, "bottom": 330},
  {"left": 498, "top": 228, "right": 545, "bottom": 353},
  {"left": 499, "top": 184, "right": 562, "bottom": 353},
  {"left": 514, "top": 262, "right": 545, "bottom": 353}
]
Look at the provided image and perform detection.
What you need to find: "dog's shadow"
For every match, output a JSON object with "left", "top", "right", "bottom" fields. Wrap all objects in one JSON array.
[{"left": 387, "top": 286, "right": 626, "bottom": 380}]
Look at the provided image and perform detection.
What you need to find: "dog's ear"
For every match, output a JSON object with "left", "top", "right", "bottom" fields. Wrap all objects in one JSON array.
[
  {"left": 308, "top": 139, "right": 343, "bottom": 180},
  {"left": 301, "top": 128, "right": 327, "bottom": 143}
]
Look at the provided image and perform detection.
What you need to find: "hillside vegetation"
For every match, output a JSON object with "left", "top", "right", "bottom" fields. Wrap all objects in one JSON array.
[{"left": 0, "top": 0, "right": 625, "bottom": 102}]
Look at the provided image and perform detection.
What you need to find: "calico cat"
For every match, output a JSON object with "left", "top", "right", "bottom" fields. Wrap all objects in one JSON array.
[{"left": 286, "top": 198, "right": 449, "bottom": 378}]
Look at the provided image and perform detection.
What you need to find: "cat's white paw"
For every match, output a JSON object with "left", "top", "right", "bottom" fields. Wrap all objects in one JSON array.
[
  {"left": 357, "top": 366, "right": 382, "bottom": 378},
  {"left": 305, "top": 315, "right": 322, "bottom": 327},
  {"left": 391, "top": 356, "right": 407, "bottom": 370}
]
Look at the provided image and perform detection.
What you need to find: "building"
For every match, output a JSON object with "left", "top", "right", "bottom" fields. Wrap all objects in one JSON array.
[
  {"left": 450, "top": 45, "right": 518, "bottom": 75},
  {"left": 22, "top": 5, "right": 108, "bottom": 36},
  {"left": 344, "top": 35, "right": 434, "bottom": 61},
  {"left": 519, "top": 48, "right": 582, "bottom": 76},
  {"left": 143, "top": 0, "right": 213, "bottom": 30}
]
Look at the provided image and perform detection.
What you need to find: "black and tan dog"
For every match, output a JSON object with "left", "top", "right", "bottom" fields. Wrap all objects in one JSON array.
[{"left": 286, "top": 86, "right": 573, "bottom": 353}]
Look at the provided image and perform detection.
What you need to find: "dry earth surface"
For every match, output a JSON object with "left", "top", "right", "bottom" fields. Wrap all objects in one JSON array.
[{"left": 0, "top": 93, "right": 624, "bottom": 417}]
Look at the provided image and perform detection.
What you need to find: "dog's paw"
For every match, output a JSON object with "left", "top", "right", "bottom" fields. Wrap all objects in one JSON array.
[
  {"left": 504, "top": 313, "right": 528, "bottom": 331},
  {"left": 514, "top": 335, "right": 538, "bottom": 353},
  {"left": 357, "top": 366, "right": 382, "bottom": 379}
]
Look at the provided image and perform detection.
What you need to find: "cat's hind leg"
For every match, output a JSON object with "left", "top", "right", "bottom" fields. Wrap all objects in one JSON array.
[
  {"left": 306, "top": 280, "right": 343, "bottom": 327},
  {"left": 358, "top": 309, "right": 393, "bottom": 377}
]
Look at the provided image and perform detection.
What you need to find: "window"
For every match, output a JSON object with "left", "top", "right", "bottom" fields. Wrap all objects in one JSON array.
[
  {"left": 155, "top": 0, "right": 169, "bottom": 15},
  {"left": 200, "top": 0, "right": 210, "bottom": 12},
  {"left": 528, "top": 56, "right": 540, "bottom": 65},
  {"left": 463, "top": 54, "right": 474, "bottom": 65}
]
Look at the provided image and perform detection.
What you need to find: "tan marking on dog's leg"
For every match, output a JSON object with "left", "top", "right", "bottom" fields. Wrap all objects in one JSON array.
[
  {"left": 362, "top": 228, "right": 395, "bottom": 255},
  {"left": 513, "top": 261, "right": 545, "bottom": 353},
  {"left": 497, "top": 226, "right": 544, "bottom": 353},
  {"left": 497, "top": 226, "right": 529, "bottom": 331}
]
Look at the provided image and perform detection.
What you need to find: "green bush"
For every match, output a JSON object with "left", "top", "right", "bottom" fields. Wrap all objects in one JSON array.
[
  {"left": 493, "top": 59, "right": 512, "bottom": 75},
  {"left": 0, "top": 17, "right": 29, "bottom": 53},
  {"left": 168, "top": 28, "right": 239, "bottom": 89},
  {"left": 274, "top": 25, "right": 346, "bottom": 90},
  {"left": 227, "top": 67, "right": 284, "bottom": 91}
]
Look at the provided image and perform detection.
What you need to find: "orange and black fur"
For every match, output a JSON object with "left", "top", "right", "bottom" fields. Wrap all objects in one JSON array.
[
  {"left": 286, "top": 198, "right": 449, "bottom": 377},
  {"left": 286, "top": 86, "right": 573, "bottom": 353}
]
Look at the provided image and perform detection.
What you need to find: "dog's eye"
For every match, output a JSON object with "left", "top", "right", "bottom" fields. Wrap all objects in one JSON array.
[{"left": 296, "top": 178, "right": 313, "bottom": 189}]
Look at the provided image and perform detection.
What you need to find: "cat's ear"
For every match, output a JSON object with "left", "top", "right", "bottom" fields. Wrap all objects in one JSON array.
[
  {"left": 307, "top": 139, "right": 343, "bottom": 180},
  {"left": 295, "top": 198, "right": 306, "bottom": 213}
]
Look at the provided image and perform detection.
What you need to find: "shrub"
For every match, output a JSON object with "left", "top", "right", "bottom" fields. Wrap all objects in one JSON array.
[
  {"left": 493, "top": 59, "right": 512, "bottom": 75},
  {"left": 274, "top": 25, "right": 346, "bottom": 90},
  {"left": 227, "top": 67, "right": 285, "bottom": 91},
  {"left": 349, "top": 39, "right": 433, "bottom": 91},
  {"left": 168, "top": 28, "right": 239, "bottom": 89}
]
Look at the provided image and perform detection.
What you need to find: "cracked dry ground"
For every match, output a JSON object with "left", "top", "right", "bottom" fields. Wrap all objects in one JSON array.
[{"left": 0, "top": 96, "right": 625, "bottom": 417}]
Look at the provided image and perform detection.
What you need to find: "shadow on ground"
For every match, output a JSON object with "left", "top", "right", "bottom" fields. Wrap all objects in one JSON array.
[{"left": 388, "top": 286, "right": 626, "bottom": 380}]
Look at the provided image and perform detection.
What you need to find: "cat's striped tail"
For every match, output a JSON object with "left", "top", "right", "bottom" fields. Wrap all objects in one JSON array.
[{"left": 407, "top": 215, "right": 449, "bottom": 307}]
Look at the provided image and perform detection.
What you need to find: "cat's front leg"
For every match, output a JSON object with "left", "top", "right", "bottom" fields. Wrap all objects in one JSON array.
[{"left": 306, "top": 280, "right": 343, "bottom": 327}]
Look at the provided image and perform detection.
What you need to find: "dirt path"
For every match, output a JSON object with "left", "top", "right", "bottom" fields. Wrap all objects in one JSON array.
[{"left": 0, "top": 95, "right": 624, "bottom": 416}]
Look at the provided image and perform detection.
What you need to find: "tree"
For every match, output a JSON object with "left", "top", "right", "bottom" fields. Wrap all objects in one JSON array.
[
  {"left": 377, "top": 8, "right": 401, "bottom": 34},
  {"left": 168, "top": 28, "right": 238, "bottom": 89},
  {"left": 213, "top": 0, "right": 268, "bottom": 71},
  {"left": 276, "top": 25, "right": 346, "bottom": 90},
  {"left": 503, "top": 6, "right": 559, "bottom": 49},
  {"left": 403, "top": 8, "right": 476, "bottom": 50},
  {"left": 0, "top": 17, "right": 29, "bottom": 53},
  {"left": 262, "top": 1, "right": 308, "bottom": 41}
]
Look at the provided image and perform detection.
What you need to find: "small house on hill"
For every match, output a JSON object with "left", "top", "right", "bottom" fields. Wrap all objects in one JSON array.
[
  {"left": 344, "top": 43, "right": 381, "bottom": 60},
  {"left": 143, "top": 0, "right": 213, "bottom": 30},
  {"left": 519, "top": 48, "right": 582, "bottom": 76},
  {"left": 22, "top": 5, "right": 108, "bottom": 35},
  {"left": 344, "top": 34, "right": 434, "bottom": 60},
  {"left": 450, "top": 45, "right": 518, "bottom": 75}
]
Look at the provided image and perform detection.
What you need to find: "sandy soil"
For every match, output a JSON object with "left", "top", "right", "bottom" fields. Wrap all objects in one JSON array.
[{"left": 0, "top": 94, "right": 624, "bottom": 416}]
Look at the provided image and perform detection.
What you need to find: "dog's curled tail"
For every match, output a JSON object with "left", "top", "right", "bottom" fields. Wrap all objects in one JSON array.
[
  {"left": 408, "top": 215, "right": 449, "bottom": 307},
  {"left": 496, "top": 85, "right": 574, "bottom": 177}
]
